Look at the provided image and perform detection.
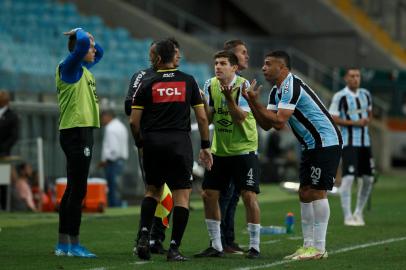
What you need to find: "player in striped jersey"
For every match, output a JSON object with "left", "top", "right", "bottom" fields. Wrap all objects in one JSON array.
[
  {"left": 329, "top": 68, "right": 374, "bottom": 226},
  {"left": 243, "top": 51, "right": 342, "bottom": 260}
]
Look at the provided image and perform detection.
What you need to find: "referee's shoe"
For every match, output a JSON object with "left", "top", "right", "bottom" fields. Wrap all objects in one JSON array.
[
  {"left": 167, "top": 245, "right": 188, "bottom": 261},
  {"left": 136, "top": 229, "right": 151, "bottom": 260},
  {"left": 194, "top": 246, "right": 224, "bottom": 258}
]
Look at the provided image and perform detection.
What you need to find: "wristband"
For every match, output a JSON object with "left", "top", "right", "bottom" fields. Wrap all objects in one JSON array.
[{"left": 201, "top": 140, "right": 210, "bottom": 149}]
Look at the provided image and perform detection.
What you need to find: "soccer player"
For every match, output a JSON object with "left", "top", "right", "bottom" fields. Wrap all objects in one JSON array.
[
  {"left": 243, "top": 51, "right": 342, "bottom": 260},
  {"left": 55, "top": 27, "right": 103, "bottom": 258},
  {"left": 218, "top": 40, "right": 249, "bottom": 253},
  {"left": 195, "top": 50, "right": 261, "bottom": 259},
  {"left": 329, "top": 68, "right": 374, "bottom": 226},
  {"left": 130, "top": 39, "right": 212, "bottom": 261}
]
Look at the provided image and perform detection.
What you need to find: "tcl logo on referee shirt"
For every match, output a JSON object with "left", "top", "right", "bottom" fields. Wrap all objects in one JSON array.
[{"left": 152, "top": 82, "right": 186, "bottom": 103}]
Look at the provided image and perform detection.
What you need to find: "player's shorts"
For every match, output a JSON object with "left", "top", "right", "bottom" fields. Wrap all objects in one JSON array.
[
  {"left": 342, "top": 146, "right": 374, "bottom": 176},
  {"left": 203, "top": 152, "right": 260, "bottom": 194},
  {"left": 299, "top": 145, "right": 342, "bottom": 190},
  {"left": 142, "top": 131, "right": 193, "bottom": 190}
]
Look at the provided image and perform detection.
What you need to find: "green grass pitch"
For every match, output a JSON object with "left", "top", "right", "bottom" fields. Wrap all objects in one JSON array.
[{"left": 1, "top": 172, "right": 405, "bottom": 270}]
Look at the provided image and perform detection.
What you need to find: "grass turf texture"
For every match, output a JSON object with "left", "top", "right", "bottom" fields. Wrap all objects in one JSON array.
[{"left": 0, "top": 172, "right": 405, "bottom": 270}]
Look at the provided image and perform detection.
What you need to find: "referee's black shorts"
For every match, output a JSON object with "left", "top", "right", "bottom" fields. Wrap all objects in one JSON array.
[{"left": 142, "top": 131, "right": 193, "bottom": 190}]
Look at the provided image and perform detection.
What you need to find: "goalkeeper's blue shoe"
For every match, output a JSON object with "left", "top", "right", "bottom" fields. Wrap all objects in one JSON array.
[
  {"left": 55, "top": 243, "right": 70, "bottom": 256},
  {"left": 68, "top": 244, "right": 97, "bottom": 258}
]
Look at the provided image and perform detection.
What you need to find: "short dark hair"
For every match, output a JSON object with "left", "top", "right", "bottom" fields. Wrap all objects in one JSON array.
[
  {"left": 68, "top": 34, "right": 76, "bottom": 52},
  {"left": 345, "top": 67, "right": 360, "bottom": 75},
  {"left": 265, "top": 50, "right": 291, "bottom": 70},
  {"left": 155, "top": 39, "right": 176, "bottom": 64},
  {"left": 224, "top": 40, "right": 246, "bottom": 51},
  {"left": 214, "top": 50, "right": 239, "bottom": 66}
]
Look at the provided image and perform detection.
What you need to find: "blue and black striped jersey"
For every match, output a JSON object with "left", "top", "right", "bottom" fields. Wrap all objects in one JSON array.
[
  {"left": 267, "top": 73, "right": 342, "bottom": 150},
  {"left": 329, "top": 87, "right": 372, "bottom": 147}
]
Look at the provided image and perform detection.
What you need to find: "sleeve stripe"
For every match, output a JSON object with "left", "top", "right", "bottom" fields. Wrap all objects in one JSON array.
[
  {"left": 131, "top": 105, "right": 144, "bottom": 109},
  {"left": 193, "top": 104, "right": 204, "bottom": 108}
]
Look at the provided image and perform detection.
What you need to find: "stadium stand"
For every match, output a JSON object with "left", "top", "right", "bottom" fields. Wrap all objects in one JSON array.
[{"left": 0, "top": 0, "right": 211, "bottom": 96}]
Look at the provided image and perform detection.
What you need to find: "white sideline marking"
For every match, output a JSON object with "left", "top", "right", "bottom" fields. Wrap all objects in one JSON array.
[
  {"left": 233, "top": 236, "right": 406, "bottom": 270},
  {"left": 130, "top": 261, "right": 150, "bottom": 265}
]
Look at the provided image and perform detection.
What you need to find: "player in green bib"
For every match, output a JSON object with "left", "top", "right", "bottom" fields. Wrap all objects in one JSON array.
[
  {"left": 195, "top": 50, "right": 261, "bottom": 259},
  {"left": 54, "top": 27, "right": 103, "bottom": 258}
]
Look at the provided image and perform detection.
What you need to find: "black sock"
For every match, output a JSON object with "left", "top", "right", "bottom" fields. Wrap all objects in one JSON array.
[
  {"left": 170, "top": 206, "right": 189, "bottom": 248},
  {"left": 139, "top": 197, "right": 158, "bottom": 234}
]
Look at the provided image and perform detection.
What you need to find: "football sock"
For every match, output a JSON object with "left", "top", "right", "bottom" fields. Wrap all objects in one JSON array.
[
  {"left": 247, "top": 223, "right": 260, "bottom": 252},
  {"left": 313, "top": 199, "right": 330, "bottom": 252},
  {"left": 139, "top": 196, "right": 158, "bottom": 233},
  {"left": 205, "top": 219, "right": 223, "bottom": 251},
  {"left": 354, "top": 176, "right": 374, "bottom": 216},
  {"left": 339, "top": 175, "right": 354, "bottom": 220},
  {"left": 170, "top": 206, "right": 189, "bottom": 248},
  {"left": 300, "top": 202, "right": 314, "bottom": 248}
]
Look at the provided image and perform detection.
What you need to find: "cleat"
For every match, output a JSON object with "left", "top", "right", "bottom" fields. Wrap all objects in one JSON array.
[
  {"left": 137, "top": 232, "right": 151, "bottom": 260},
  {"left": 224, "top": 245, "right": 243, "bottom": 254},
  {"left": 150, "top": 240, "right": 167, "bottom": 254},
  {"left": 246, "top": 248, "right": 260, "bottom": 259},
  {"left": 167, "top": 247, "right": 188, "bottom": 261},
  {"left": 228, "top": 242, "right": 244, "bottom": 252},
  {"left": 284, "top": 246, "right": 307, "bottom": 260},
  {"left": 194, "top": 246, "right": 224, "bottom": 258},
  {"left": 352, "top": 214, "right": 365, "bottom": 226},
  {"left": 54, "top": 244, "right": 70, "bottom": 256},
  {"left": 225, "top": 242, "right": 244, "bottom": 254},
  {"left": 68, "top": 245, "right": 96, "bottom": 258},
  {"left": 293, "top": 247, "right": 328, "bottom": 260},
  {"left": 344, "top": 216, "right": 357, "bottom": 226}
]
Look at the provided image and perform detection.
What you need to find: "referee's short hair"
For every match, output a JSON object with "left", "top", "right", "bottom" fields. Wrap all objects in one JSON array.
[
  {"left": 224, "top": 39, "right": 246, "bottom": 51},
  {"left": 214, "top": 50, "right": 239, "bottom": 66},
  {"left": 266, "top": 51, "right": 291, "bottom": 70},
  {"left": 155, "top": 39, "right": 176, "bottom": 64}
]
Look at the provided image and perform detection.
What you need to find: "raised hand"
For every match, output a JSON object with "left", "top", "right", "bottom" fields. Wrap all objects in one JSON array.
[
  {"left": 242, "top": 79, "right": 263, "bottom": 102},
  {"left": 220, "top": 85, "right": 234, "bottom": 100}
]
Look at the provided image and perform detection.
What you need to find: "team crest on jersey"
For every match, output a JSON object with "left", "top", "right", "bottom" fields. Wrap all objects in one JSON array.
[{"left": 152, "top": 81, "right": 186, "bottom": 103}]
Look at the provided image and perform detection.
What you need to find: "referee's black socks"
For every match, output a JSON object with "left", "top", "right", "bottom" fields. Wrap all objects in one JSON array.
[
  {"left": 170, "top": 206, "right": 189, "bottom": 248},
  {"left": 140, "top": 197, "right": 158, "bottom": 233}
]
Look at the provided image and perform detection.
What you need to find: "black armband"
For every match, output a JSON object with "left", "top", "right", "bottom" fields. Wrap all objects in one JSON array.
[{"left": 201, "top": 140, "right": 210, "bottom": 149}]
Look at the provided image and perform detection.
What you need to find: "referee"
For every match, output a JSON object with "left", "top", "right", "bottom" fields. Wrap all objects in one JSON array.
[
  {"left": 130, "top": 38, "right": 212, "bottom": 261},
  {"left": 54, "top": 27, "right": 103, "bottom": 258}
]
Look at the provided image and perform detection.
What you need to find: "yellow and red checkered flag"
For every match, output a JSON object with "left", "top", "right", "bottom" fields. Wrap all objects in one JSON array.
[{"left": 154, "top": 183, "right": 173, "bottom": 227}]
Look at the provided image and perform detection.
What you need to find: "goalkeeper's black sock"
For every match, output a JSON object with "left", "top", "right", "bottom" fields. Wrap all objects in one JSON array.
[
  {"left": 139, "top": 196, "right": 158, "bottom": 233},
  {"left": 170, "top": 206, "right": 189, "bottom": 248}
]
